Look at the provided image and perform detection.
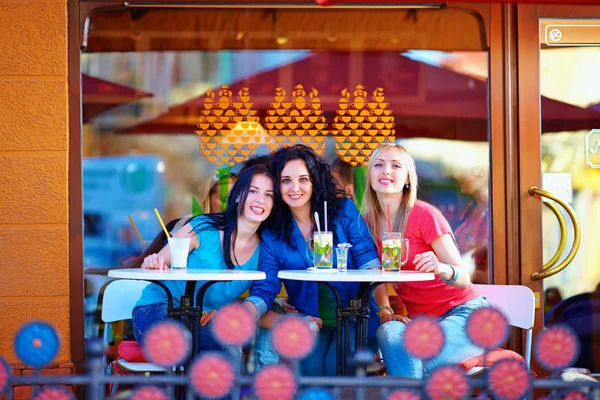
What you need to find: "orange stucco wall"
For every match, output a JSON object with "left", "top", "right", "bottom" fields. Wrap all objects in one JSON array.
[{"left": 0, "top": 0, "right": 70, "bottom": 363}]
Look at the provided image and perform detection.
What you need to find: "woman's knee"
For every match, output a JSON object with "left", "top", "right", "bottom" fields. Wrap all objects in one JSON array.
[
  {"left": 376, "top": 321, "right": 407, "bottom": 344},
  {"left": 132, "top": 304, "right": 168, "bottom": 343}
]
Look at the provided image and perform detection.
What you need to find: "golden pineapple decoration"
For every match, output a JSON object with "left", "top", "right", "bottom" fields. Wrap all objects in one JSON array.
[
  {"left": 332, "top": 85, "right": 395, "bottom": 166},
  {"left": 264, "top": 85, "right": 327, "bottom": 156},
  {"left": 195, "top": 85, "right": 264, "bottom": 167}
]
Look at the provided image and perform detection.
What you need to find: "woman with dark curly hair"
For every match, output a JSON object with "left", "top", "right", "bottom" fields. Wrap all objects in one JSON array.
[{"left": 244, "top": 145, "right": 381, "bottom": 376}]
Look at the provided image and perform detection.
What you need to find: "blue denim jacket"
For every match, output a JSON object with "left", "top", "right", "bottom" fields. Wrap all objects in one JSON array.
[{"left": 247, "top": 198, "right": 381, "bottom": 322}]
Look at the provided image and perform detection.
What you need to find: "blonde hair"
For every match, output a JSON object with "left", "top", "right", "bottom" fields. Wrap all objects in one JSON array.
[
  {"left": 361, "top": 144, "right": 419, "bottom": 241},
  {"left": 196, "top": 169, "right": 218, "bottom": 213}
]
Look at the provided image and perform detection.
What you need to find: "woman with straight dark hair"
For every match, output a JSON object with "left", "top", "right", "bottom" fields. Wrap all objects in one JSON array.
[
  {"left": 132, "top": 165, "right": 275, "bottom": 351},
  {"left": 245, "top": 145, "right": 381, "bottom": 376}
]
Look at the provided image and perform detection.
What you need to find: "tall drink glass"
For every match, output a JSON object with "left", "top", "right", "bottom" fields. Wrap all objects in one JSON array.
[
  {"left": 308, "top": 231, "right": 333, "bottom": 269},
  {"left": 381, "top": 232, "right": 409, "bottom": 272}
]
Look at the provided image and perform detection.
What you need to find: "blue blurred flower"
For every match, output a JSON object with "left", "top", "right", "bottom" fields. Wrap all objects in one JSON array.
[
  {"left": 14, "top": 321, "right": 60, "bottom": 369},
  {"left": 297, "top": 388, "right": 334, "bottom": 400}
]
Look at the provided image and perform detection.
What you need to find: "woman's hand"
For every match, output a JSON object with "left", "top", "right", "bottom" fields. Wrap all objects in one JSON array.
[
  {"left": 305, "top": 316, "right": 323, "bottom": 330},
  {"left": 282, "top": 296, "right": 297, "bottom": 313},
  {"left": 141, "top": 254, "right": 167, "bottom": 270},
  {"left": 413, "top": 251, "right": 443, "bottom": 274},
  {"left": 379, "top": 309, "right": 410, "bottom": 325},
  {"left": 414, "top": 251, "right": 455, "bottom": 282},
  {"left": 201, "top": 310, "right": 217, "bottom": 326}
]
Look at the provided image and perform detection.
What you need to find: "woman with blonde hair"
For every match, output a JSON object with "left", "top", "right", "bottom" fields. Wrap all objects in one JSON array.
[{"left": 363, "top": 143, "right": 489, "bottom": 378}]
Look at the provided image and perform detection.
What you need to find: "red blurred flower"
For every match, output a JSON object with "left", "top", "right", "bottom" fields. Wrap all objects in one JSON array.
[
  {"left": 143, "top": 321, "right": 191, "bottom": 367},
  {"left": 189, "top": 352, "right": 235, "bottom": 399},
  {"left": 272, "top": 316, "right": 317, "bottom": 360},
  {"left": 212, "top": 303, "right": 256, "bottom": 346},
  {"left": 466, "top": 307, "right": 509, "bottom": 349},
  {"left": 31, "top": 386, "right": 75, "bottom": 400},
  {"left": 131, "top": 386, "right": 168, "bottom": 400},
  {"left": 562, "top": 391, "right": 588, "bottom": 400},
  {"left": 535, "top": 325, "right": 580, "bottom": 371},
  {"left": 387, "top": 389, "right": 420, "bottom": 400},
  {"left": 488, "top": 359, "right": 531, "bottom": 400},
  {"left": 426, "top": 366, "right": 469, "bottom": 400},
  {"left": 0, "top": 358, "right": 9, "bottom": 395},
  {"left": 403, "top": 316, "right": 445, "bottom": 359},
  {"left": 254, "top": 365, "right": 297, "bottom": 400}
]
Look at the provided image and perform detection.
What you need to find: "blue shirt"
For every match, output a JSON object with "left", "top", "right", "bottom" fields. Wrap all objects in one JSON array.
[
  {"left": 247, "top": 198, "right": 380, "bottom": 320},
  {"left": 135, "top": 216, "right": 260, "bottom": 311}
]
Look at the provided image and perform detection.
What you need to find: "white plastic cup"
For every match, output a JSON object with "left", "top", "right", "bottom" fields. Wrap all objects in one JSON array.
[{"left": 168, "top": 237, "right": 191, "bottom": 269}]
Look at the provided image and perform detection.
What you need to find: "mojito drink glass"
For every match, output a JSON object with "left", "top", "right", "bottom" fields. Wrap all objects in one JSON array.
[
  {"left": 381, "top": 232, "right": 409, "bottom": 272},
  {"left": 313, "top": 231, "right": 333, "bottom": 269}
]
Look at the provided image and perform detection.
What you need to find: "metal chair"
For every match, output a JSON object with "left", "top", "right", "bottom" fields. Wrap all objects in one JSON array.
[
  {"left": 100, "top": 279, "right": 165, "bottom": 395},
  {"left": 466, "top": 283, "right": 536, "bottom": 375}
]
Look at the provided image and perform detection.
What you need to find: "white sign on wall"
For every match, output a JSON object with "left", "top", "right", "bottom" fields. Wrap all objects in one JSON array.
[
  {"left": 586, "top": 129, "right": 600, "bottom": 168},
  {"left": 542, "top": 172, "right": 573, "bottom": 204}
]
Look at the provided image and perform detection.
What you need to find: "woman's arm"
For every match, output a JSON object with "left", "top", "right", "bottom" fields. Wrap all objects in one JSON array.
[
  {"left": 340, "top": 199, "right": 381, "bottom": 270},
  {"left": 141, "top": 223, "right": 200, "bottom": 269},
  {"left": 414, "top": 234, "right": 471, "bottom": 289},
  {"left": 244, "top": 234, "right": 282, "bottom": 319}
]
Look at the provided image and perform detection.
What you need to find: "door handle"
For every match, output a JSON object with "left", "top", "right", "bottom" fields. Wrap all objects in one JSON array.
[
  {"left": 529, "top": 187, "right": 581, "bottom": 281},
  {"left": 542, "top": 201, "right": 567, "bottom": 270}
]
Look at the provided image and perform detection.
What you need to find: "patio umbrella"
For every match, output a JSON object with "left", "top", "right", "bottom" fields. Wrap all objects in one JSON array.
[
  {"left": 82, "top": 74, "right": 153, "bottom": 123},
  {"left": 115, "top": 52, "right": 600, "bottom": 141}
]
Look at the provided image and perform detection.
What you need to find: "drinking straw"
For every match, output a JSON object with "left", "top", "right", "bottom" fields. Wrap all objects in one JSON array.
[
  {"left": 387, "top": 204, "right": 392, "bottom": 233},
  {"left": 314, "top": 211, "right": 321, "bottom": 235},
  {"left": 324, "top": 201, "right": 328, "bottom": 232},
  {"left": 128, "top": 215, "right": 143, "bottom": 245},
  {"left": 154, "top": 208, "right": 171, "bottom": 239}
]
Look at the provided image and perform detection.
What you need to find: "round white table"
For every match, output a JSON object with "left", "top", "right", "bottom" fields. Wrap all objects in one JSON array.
[
  {"left": 277, "top": 269, "right": 435, "bottom": 375},
  {"left": 108, "top": 268, "right": 266, "bottom": 281},
  {"left": 278, "top": 269, "right": 434, "bottom": 282},
  {"left": 108, "top": 268, "right": 265, "bottom": 357}
]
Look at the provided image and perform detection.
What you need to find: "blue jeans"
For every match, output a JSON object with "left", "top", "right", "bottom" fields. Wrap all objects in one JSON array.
[
  {"left": 132, "top": 303, "right": 225, "bottom": 351},
  {"left": 377, "top": 296, "right": 490, "bottom": 378}
]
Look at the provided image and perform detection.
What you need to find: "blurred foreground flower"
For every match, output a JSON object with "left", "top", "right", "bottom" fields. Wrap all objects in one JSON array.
[
  {"left": 272, "top": 316, "right": 317, "bottom": 360},
  {"left": 212, "top": 302, "right": 256, "bottom": 346},
  {"left": 143, "top": 321, "right": 191, "bottom": 367},
  {"left": 466, "top": 307, "right": 509, "bottom": 349},
  {"left": 488, "top": 359, "right": 531, "bottom": 400},
  {"left": 255, "top": 364, "right": 297, "bottom": 400},
  {"left": 131, "top": 386, "right": 168, "bottom": 400},
  {"left": 535, "top": 325, "right": 580, "bottom": 371},
  {"left": 190, "top": 352, "right": 235, "bottom": 399},
  {"left": 31, "top": 386, "right": 75, "bottom": 400},
  {"left": 387, "top": 389, "right": 420, "bottom": 400},
  {"left": 403, "top": 316, "right": 445, "bottom": 359},
  {"left": 14, "top": 321, "right": 60, "bottom": 369},
  {"left": 425, "top": 366, "right": 469, "bottom": 400}
]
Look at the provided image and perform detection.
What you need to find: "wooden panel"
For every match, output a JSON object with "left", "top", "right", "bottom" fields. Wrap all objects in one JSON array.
[
  {"left": 488, "top": 3, "right": 509, "bottom": 287},
  {"left": 516, "top": 2, "right": 545, "bottom": 376},
  {"left": 84, "top": 7, "right": 486, "bottom": 52},
  {"left": 68, "top": 0, "right": 85, "bottom": 380}
]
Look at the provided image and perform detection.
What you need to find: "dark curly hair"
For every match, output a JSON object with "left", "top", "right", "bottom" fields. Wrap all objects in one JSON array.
[{"left": 266, "top": 145, "right": 347, "bottom": 248}]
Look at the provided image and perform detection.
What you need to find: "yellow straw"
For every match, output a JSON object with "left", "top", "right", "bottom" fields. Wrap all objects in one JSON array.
[
  {"left": 128, "top": 215, "right": 143, "bottom": 245},
  {"left": 154, "top": 208, "right": 171, "bottom": 239}
]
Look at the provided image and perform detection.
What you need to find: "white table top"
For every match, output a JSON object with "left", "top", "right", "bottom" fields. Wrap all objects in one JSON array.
[
  {"left": 108, "top": 268, "right": 266, "bottom": 281},
  {"left": 278, "top": 269, "right": 435, "bottom": 282}
]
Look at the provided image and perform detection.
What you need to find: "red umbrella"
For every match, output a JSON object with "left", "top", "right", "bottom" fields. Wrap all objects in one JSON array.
[
  {"left": 116, "top": 52, "right": 600, "bottom": 141},
  {"left": 82, "top": 74, "right": 153, "bottom": 123}
]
